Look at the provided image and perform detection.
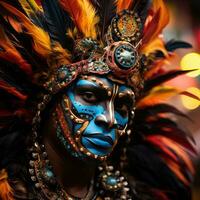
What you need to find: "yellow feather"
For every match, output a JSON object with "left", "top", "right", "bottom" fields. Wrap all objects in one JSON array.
[
  {"left": 140, "top": 37, "right": 168, "bottom": 56},
  {"left": 18, "top": 0, "right": 42, "bottom": 17},
  {"left": 47, "top": 42, "right": 71, "bottom": 68},
  {"left": 29, "top": 26, "right": 51, "bottom": 57},
  {"left": 0, "top": 2, "right": 51, "bottom": 58},
  {"left": 77, "top": 0, "right": 99, "bottom": 39},
  {"left": 136, "top": 86, "right": 181, "bottom": 108}
]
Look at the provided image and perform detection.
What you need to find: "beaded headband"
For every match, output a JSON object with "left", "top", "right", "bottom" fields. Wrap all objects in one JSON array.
[{"left": 44, "top": 10, "right": 145, "bottom": 95}]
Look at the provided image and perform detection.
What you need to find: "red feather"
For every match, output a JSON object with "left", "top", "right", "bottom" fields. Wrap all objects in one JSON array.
[
  {"left": 59, "top": 0, "right": 82, "bottom": 32},
  {"left": 116, "top": 0, "right": 134, "bottom": 13},
  {"left": 0, "top": 80, "right": 27, "bottom": 101},
  {"left": 0, "top": 28, "right": 33, "bottom": 76},
  {"left": 142, "top": 9, "right": 161, "bottom": 45}
]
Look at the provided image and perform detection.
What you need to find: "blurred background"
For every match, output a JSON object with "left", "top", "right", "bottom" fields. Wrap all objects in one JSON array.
[
  {"left": 163, "top": 0, "right": 200, "bottom": 150},
  {"left": 164, "top": 1, "right": 200, "bottom": 198}
]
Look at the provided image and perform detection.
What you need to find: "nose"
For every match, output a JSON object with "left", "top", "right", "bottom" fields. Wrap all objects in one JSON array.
[{"left": 95, "top": 102, "right": 117, "bottom": 129}]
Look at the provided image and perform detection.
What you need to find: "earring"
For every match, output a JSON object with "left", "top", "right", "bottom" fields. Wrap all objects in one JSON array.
[{"left": 97, "top": 164, "right": 132, "bottom": 199}]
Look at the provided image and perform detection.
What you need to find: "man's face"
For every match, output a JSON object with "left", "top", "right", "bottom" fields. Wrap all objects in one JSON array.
[{"left": 55, "top": 75, "right": 135, "bottom": 160}]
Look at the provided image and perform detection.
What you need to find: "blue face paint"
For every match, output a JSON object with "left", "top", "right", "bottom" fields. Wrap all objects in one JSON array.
[{"left": 56, "top": 75, "right": 134, "bottom": 160}]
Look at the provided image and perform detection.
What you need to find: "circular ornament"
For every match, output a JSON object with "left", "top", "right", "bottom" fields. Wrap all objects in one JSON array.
[
  {"left": 111, "top": 10, "right": 142, "bottom": 44},
  {"left": 114, "top": 44, "right": 137, "bottom": 69},
  {"left": 56, "top": 66, "right": 73, "bottom": 82},
  {"left": 99, "top": 165, "right": 128, "bottom": 191}
]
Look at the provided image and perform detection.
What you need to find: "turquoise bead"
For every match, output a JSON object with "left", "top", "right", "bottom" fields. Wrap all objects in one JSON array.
[
  {"left": 45, "top": 169, "right": 54, "bottom": 178},
  {"left": 106, "top": 176, "right": 117, "bottom": 186}
]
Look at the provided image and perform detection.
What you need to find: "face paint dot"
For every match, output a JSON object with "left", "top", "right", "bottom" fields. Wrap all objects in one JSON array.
[{"left": 91, "top": 78, "right": 96, "bottom": 82}]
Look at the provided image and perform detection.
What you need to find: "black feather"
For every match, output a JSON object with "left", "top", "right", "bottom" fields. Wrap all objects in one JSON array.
[
  {"left": 90, "top": 0, "right": 116, "bottom": 39},
  {"left": 127, "top": 145, "right": 192, "bottom": 200},
  {"left": 0, "top": 14, "right": 47, "bottom": 72},
  {"left": 144, "top": 70, "right": 193, "bottom": 92},
  {"left": 132, "top": 0, "right": 152, "bottom": 25},
  {"left": 155, "top": 40, "right": 192, "bottom": 58},
  {"left": 41, "top": 0, "right": 74, "bottom": 49},
  {"left": 166, "top": 40, "right": 192, "bottom": 52},
  {"left": 136, "top": 103, "right": 192, "bottom": 121}
]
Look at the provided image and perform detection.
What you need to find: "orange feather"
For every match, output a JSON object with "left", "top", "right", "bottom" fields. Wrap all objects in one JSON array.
[
  {"left": 140, "top": 37, "right": 168, "bottom": 56},
  {"left": 141, "top": 0, "right": 169, "bottom": 54},
  {"left": 136, "top": 86, "right": 180, "bottom": 108},
  {"left": 0, "top": 28, "right": 32, "bottom": 76},
  {"left": 116, "top": 0, "right": 134, "bottom": 13},
  {"left": 0, "top": 1, "right": 51, "bottom": 58},
  {"left": 0, "top": 169, "right": 14, "bottom": 200},
  {"left": 0, "top": 80, "right": 27, "bottom": 100},
  {"left": 146, "top": 135, "right": 194, "bottom": 186},
  {"left": 59, "top": 0, "right": 99, "bottom": 39}
]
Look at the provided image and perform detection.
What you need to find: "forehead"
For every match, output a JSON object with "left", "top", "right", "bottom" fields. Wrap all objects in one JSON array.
[{"left": 73, "top": 75, "right": 133, "bottom": 92}]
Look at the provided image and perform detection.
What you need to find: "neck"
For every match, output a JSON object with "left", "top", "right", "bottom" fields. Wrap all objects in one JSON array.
[{"left": 44, "top": 138, "right": 97, "bottom": 198}]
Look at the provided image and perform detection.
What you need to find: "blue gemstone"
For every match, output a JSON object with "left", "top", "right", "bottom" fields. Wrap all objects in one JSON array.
[
  {"left": 45, "top": 169, "right": 54, "bottom": 178},
  {"left": 106, "top": 176, "right": 117, "bottom": 186}
]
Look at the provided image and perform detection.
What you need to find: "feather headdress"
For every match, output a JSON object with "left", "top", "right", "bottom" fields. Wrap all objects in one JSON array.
[{"left": 0, "top": 0, "right": 197, "bottom": 199}]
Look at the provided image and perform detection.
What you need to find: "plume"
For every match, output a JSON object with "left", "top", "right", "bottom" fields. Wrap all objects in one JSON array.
[
  {"left": 90, "top": 0, "right": 116, "bottom": 38},
  {"left": 0, "top": 28, "right": 32, "bottom": 76},
  {"left": 18, "top": 0, "right": 46, "bottom": 28},
  {"left": 137, "top": 86, "right": 181, "bottom": 107},
  {"left": 59, "top": 0, "right": 99, "bottom": 39},
  {"left": 41, "top": 0, "right": 73, "bottom": 49},
  {"left": 18, "top": 0, "right": 42, "bottom": 17},
  {"left": 0, "top": 169, "right": 14, "bottom": 200},
  {"left": 132, "top": 0, "right": 152, "bottom": 24},
  {"left": 0, "top": 80, "right": 27, "bottom": 101},
  {"left": 116, "top": 0, "right": 134, "bottom": 13},
  {"left": 142, "top": 0, "right": 169, "bottom": 45},
  {"left": 144, "top": 70, "right": 193, "bottom": 92},
  {"left": 165, "top": 40, "right": 192, "bottom": 52},
  {"left": 141, "top": 37, "right": 167, "bottom": 56},
  {"left": 0, "top": 2, "right": 51, "bottom": 58},
  {"left": 146, "top": 135, "right": 194, "bottom": 185}
]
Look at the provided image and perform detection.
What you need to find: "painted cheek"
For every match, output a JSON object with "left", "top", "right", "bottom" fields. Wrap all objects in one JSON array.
[
  {"left": 68, "top": 91, "right": 103, "bottom": 118},
  {"left": 81, "top": 120, "right": 117, "bottom": 156}
]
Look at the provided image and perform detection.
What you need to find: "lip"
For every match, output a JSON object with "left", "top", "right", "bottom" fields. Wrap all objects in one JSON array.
[{"left": 83, "top": 133, "right": 114, "bottom": 146}]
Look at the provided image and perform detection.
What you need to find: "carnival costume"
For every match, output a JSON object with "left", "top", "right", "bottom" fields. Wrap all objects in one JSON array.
[{"left": 0, "top": 0, "right": 196, "bottom": 199}]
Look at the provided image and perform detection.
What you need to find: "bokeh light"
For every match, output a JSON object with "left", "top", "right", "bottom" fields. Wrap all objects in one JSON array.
[
  {"left": 180, "top": 53, "right": 200, "bottom": 77},
  {"left": 181, "top": 87, "right": 200, "bottom": 110}
]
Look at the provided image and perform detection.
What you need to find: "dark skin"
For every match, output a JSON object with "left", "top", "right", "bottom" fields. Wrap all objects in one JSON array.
[
  {"left": 42, "top": 76, "right": 134, "bottom": 198},
  {"left": 43, "top": 116, "right": 97, "bottom": 198}
]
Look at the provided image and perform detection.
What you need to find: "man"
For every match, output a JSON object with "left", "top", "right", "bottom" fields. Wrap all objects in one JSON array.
[{"left": 0, "top": 0, "right": 195, "bottom": 199}]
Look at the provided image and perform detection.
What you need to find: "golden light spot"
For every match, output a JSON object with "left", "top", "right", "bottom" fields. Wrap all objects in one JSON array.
[
  {"left": 180, "top": 53, "right": 200, "bottom": 77},
  {"left": 181, "top": 87, "right": 200, "bottom": 110}
]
